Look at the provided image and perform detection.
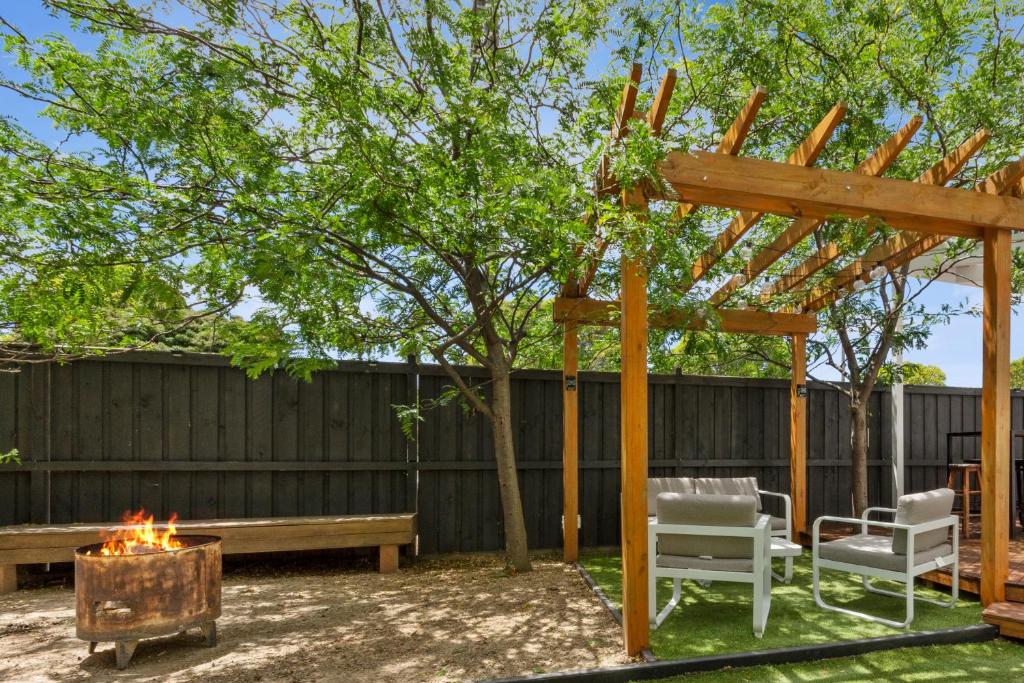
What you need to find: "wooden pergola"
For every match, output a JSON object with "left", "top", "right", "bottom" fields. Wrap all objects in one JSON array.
[{"left": 557, "top": 65, "right": 1024, "bottom": 655}]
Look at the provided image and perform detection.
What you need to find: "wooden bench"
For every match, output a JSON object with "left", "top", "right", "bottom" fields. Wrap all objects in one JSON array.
[{"left": 0, "top": 513, "right": 416, "bottom": 593}]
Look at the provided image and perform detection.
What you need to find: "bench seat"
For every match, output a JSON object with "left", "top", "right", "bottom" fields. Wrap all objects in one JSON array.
[{"left": 0, "top": 513, "right": 416, "bottom": 593}]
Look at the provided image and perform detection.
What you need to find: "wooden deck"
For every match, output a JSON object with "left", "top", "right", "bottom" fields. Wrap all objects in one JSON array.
[{"left": 922, "top": 534, "right": 1024, "bottom": 603}]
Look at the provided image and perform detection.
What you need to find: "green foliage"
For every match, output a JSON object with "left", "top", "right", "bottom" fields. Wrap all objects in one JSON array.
[
  {"left": 877, "top": 362, "right": 947, "bottom": 386},
  {"left": 0, "top": 0, "right": 611, "bottom": 379},
  {"left": 0, "top": 448, "right": 19, "bottom": 465},
  {"left": 1012, "top": 357, "right": 1024, "bottom": 390}
]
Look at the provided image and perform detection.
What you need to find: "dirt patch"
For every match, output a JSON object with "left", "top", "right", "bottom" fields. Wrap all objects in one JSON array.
[{"left": 0, "top": 553, "right": 629, "bottom": 682}]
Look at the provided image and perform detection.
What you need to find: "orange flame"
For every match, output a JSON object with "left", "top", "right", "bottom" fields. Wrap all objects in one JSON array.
[{"left": 95, "top": 510, "right": 183, "bottom": 556}]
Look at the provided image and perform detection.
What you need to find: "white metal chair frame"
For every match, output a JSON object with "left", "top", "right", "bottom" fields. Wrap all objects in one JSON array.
[
  {"left": 759, "top": 489, "right": 794, "bottom": 583},
  {"left": 812, "top": 507, "right": 959, "bottom": 628},
  {"left": 648, "top": 513, "right": 773, "bottom": 637}
]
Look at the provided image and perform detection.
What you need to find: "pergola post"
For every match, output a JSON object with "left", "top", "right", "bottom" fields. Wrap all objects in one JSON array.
[
  {"left": 790, "top": 334, "right": 808, "bottom": 539},
  {"left": 562, "top": 321, "right": 579, "bottom": 563},
  {"left": 620, "top": 187, "right": 650, "bottom": 655},
  {"left": 981, "top": 228, "right": 1011, "bottom": 605}
]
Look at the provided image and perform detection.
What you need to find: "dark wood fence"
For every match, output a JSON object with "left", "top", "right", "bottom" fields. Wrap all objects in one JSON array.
[{"left": 2, "top": 353, "right": 1021, "bottom": 554}]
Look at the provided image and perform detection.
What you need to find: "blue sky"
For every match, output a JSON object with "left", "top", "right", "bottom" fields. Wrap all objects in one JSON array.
[{"left": 3, "top": 2, "right": 1021, "bottom": 387}]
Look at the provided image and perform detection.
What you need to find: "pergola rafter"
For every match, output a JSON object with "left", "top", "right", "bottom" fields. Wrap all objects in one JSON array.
[
  {"left": 681, "top": 101, "right": 848, "bottom": 293},
  {"left": 557, "top": 66, "right": 1024, "bottom": 656},
  {"left": 709, "top": 115, "right": 923, "bottom": 307},
  {"left": 758, "top": 129, "right": 991, "bottom": 305}
]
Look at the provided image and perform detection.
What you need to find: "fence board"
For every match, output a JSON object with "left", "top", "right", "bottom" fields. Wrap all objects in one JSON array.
[{"left": 2, "top": 352, "right": 1019, "bottom": 556}]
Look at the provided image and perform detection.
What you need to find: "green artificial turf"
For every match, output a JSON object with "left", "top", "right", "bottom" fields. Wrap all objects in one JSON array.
[
  {"left": 581, "top": 551, "right": 982, "bottom": 660},
  {"left": 649, "top": 641, "right": 1024, "bottom": 681}
]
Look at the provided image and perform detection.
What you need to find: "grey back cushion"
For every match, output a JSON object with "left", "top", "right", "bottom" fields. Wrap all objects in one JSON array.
[
  {"left": 647, "top": 477, "right": 695, "bottom": 516},
  {"left": 892, "top": 488, "right": 955, "bottom": 554},
  {"left": 694, "top": 477, "right": 762, "bottom": 511},
  {"left": 656, "top": 492, "right": 756, "bottom": 559}
]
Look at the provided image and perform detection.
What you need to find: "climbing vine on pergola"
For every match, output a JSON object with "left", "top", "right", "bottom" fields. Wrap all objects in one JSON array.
[{"left": 556, "top": 65, "right": 1024, "bottom": 655}]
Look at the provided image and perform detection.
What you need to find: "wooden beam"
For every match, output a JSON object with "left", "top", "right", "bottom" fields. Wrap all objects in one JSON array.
[
  {"left": 553, "top": 297, "right": 817, "bottom": 335},
  {"left": 717, "top": 87, "right": 769, "bottom": 156},
  {"left": 684, "top": 102, "right": 848, "bottom": 290},
  {"left": 759, "top": 243, "right": 841, "bottom": 304},
  {"left": 759, "top": 129, "right": 991, "bottom": 305},
  {"left": 659, "top": 147, "right": 1024, "bottom": 238},
  {"left": 709, "top": 116, "right": 922, "bottom": 306},
  {"left": 582, "top": 66, "right": 663, "bottom": 294},
  {"left": 596, "top": 64, "right": 645, "bottom": 194},
  {"left": 790, "top": 335, "right": 808, "bottom": 538},
  {"left": 803, "top": 153, "right": 1024, "bottom": 312},
  {"left": 613, "top": 63, "right": 644, "bottom": 139},
  {"left": 619, "top": 187, "right": 649, "bottom": 656},
  {"left": 656, "top": 86, "right": 768, "bottom": 265},
  {"left": 562, "top": 322, "right": 579, "bottom": 563},
  {"left": 981, "top": 227, "right": 1011, "bottom": 605},
  {"left": 646, "top": 69, "right": 677, "bottom": 136}
]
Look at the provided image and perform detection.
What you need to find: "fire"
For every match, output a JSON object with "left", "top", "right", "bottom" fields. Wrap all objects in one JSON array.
[{"left": 94, "top": 510, "right": 184, "bottom": 556}]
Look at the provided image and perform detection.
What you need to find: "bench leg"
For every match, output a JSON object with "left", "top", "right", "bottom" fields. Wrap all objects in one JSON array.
[
  {"left": 0, "top": 565, "right": 15, "bottom": 594},
  {"left": 379, "top": 545, "right": 399, "bottom": 573}
]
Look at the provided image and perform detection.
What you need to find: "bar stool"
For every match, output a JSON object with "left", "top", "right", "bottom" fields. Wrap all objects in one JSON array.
[{"left": 946, "top": 463, "right": 981, "bottom": 538}]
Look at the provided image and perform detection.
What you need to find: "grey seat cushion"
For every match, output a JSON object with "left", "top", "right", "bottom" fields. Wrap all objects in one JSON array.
[
  {"left": 695, "top": 477, "right": 763, "bottom": 511},
  {"left": 656, "top": 553, "right": 754, "bottom": 572},
  {"left": 819, "top": 533, "right": 953, "bottom": 572},
  {"left": 769, "top": 515, "right": 788, "bottom": 532},
  {"left": 656, "top": 492, "right": 756, "bottom": 559},
  {"left": 647, "top": 477, "right": 696, "bottom": 516},
  {"left": 892, "top": 488, "right": 954, "bottom": 554}
]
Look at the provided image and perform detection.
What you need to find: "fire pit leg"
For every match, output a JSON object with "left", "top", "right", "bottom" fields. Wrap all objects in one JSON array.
[
  {"left": 200, "top": 621, "right": 217, "bottom": 647},
  {"left": 88, "top": 642, "right": 97, "bottom": 654},
  {"left": 115, "top": 640, "right": 138, "bottom": 670}
]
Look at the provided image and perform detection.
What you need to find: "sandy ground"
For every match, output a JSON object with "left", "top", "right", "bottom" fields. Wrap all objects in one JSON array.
[{"left": 0, "top": 553, "right": 628, "bottom": 682}]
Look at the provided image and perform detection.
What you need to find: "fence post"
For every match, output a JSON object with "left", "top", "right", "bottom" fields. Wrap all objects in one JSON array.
[{"left": 405, "top": 355, "right": 419, "bottom": 543}]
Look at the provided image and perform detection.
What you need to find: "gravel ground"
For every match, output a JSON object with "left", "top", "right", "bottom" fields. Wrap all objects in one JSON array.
[{"left": 0, "top": 553, "right": 628, "bottom": 682}]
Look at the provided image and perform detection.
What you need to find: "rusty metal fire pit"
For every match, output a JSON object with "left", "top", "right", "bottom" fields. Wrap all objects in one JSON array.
[{"left": 75, "top": 535, "right": 222, "bottom": 669}]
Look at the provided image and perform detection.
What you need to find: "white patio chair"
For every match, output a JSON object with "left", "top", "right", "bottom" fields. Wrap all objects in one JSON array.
[
  {"left": 812, "top": 488, "right": 959, "bottom": 628},
  {"left": 648, "top": 492, "right": 773, "bottom": 637},
  {"left": 648, "top": 477, "right": 793, "bottom": 582}
]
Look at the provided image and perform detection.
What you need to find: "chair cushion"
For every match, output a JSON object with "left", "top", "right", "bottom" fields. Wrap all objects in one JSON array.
[
  {"left": 656, "top": 492, "right": 756, "bottom": 559},
  {"left": 694, "top": 477, "right": 762, "bottom": 511},
  {"left": 892, "top": 488, "right": 954, "bottom": 554},
  {"left": 770, "top": 515, "right": 788, "bottom": 532},
  {"left": 656, "top": 553, "right": 754, "bottom": 573},
  {"left": 647, "top": 477, "right": 696, "bottom": 517},
  {"left": 820, "top": 533, "right": 953, "bottom": 572}
]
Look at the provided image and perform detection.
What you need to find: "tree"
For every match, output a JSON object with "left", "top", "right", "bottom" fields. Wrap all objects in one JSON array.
[
  {"left": 0, "top": 0, "right": 614, "bottom": 572},
  {"left": 878, "top": 362, "right": 946, "bottom": 387},
  {"left": 612, "top": 0, "right": 1024, "bottom": 515},
  {"left": 1012, "top": 358, "right": 1024, "bottom": 390}
]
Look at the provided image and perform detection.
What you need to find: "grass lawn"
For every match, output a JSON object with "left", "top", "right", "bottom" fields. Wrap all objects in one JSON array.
[
  {"left": 651, "top": 640, "right": 1024, "bottom": 681},
  {"left": 581, "top": 551, "right": 982, "bottom": 660}
]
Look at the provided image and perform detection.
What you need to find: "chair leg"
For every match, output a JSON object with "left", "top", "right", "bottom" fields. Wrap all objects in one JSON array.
[
  {"left": 652, "top": 578, "right": 682, "bottom": 629},
  {"left": 753, "top": 562, "right": 771, "bottom": 638},
  {"left": 817, "top": 568, "right": 914, "bottom": 628}
]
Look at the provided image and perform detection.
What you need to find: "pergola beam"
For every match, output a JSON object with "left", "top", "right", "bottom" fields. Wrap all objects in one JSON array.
[
  {"left": 658, "top": 148, "right": 1024, "bottom": 239},
  {"left": 710, "top": 115, "right": 922, "bottom": 307},
  {"left": 802, "top": 154, "right": 1024, "bottom": 312},
  {"left": 759, "top": 129, "right": 991, "bottom": 304},
  {"left": 683, "top": 102, "right": 848, "bottom": 291},
  {"left": 553, "top": 297, "right": 817, "bottom": 335}
]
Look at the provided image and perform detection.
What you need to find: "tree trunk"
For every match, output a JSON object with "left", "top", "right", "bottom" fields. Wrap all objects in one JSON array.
[
  {"left": 489, "top": 365, "right": 532, "bottom": 572},
  {"left": 850, "top": 399, "right": 870, "bottom": 516}
]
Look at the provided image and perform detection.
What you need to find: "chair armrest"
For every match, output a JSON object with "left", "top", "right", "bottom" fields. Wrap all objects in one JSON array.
[
  {"left": 861, "top": 506, "right": 897, "bottom": 533},
  {"left": 758, "top": 490, "right": 792, "bottom": 534}
]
